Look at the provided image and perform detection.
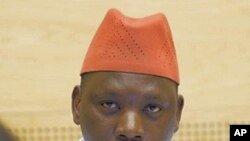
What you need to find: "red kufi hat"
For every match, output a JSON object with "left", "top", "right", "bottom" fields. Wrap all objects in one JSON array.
[{"left": 81, "top": 9, "right": 179, "bottom": 84}]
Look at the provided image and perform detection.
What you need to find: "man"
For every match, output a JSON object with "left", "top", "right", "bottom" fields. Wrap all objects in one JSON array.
[{"left": 71, "top": 9, "right": 184, "bottom": 141}]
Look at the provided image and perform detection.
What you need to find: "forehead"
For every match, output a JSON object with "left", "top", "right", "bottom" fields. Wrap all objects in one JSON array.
[{"left": 81, "top": 71, "right": 177, "bottom": 97}]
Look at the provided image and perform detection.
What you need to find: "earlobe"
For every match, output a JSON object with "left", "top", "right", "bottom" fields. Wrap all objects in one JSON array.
[
  {"left": 71, "top": 85, "right": 81, "bottom": 125},
  {"left": 174, "top": 94, "right": 184, "bottom": 132}
]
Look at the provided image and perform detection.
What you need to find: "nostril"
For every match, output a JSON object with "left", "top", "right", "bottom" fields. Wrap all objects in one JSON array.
[
  {"left": 132, "top": 136, "right": 142, "bottom": 141},
  {"left": 117, "top": 134, "right": 128, "bottom": 141}
]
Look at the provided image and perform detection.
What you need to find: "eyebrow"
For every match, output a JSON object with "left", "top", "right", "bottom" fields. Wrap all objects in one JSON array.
[
  {"left": 103, "top": 92, "right": 166, "bottom": 101},
  {"left": 91, "top": 89, "right": 120, "bottom": 99},
  {"left": 91, "top": 86, "right": 169, "bottom": 101},
  {"left": 144, "top": 94, "right": 166, "bottom": 101},
  {"left": 145, "top": 95, "right": 158, "bottom": 99}
]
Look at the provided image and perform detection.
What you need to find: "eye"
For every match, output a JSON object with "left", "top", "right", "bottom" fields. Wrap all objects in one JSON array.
[
  {"left": 101, "top": 101, "right": 120, "bottom": 110},
  {"left": 145, "top": 104, "right": 162, "bottom": 113}
]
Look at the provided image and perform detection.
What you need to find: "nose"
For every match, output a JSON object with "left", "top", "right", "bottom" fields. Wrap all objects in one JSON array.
[{"left": 115, "top": 111, "right": 144, "bottom": 141}]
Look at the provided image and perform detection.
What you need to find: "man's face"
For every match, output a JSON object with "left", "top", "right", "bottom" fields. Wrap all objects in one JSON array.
[{"left": 72, "top": 72, "right": 184, "bottom": 141}]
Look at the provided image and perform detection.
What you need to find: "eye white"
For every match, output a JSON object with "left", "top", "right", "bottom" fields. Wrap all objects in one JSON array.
[
  {"left": 146, "top": 105, "right": 161, "bottom": 112},
  {"left": 102, "top": 102, "right": 118, "bottom": 109}
]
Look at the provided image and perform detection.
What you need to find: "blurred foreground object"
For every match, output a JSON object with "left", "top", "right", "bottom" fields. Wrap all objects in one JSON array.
[{"left": 0, "top": 122, "right": 18, "bottom": 141}]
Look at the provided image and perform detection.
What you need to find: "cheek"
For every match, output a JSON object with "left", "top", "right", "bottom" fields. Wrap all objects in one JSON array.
[
  {"left": 144, "top": 110, "right": 177, "bottom": 140},
  {"left": 160, "top": 111, "right": 178, "bottom": 140},
  {"left": 79, "top": 102, "right": 115, "bottom": 140}
]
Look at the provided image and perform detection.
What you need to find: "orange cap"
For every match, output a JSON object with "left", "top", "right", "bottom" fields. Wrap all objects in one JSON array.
[{"left": 81, "top": 9, "right": 179, "bottom": 84}]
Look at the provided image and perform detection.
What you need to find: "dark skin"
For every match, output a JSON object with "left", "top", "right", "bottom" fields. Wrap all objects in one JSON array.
[{"left": 72, "top": 71, "right": 184, "bottom": 141}]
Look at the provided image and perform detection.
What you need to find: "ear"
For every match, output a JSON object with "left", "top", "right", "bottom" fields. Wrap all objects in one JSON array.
[
  {"left": 71, "top": 85, "right": 81, "bottom": 125},
  {"left": 174, "top": 94, "right": 184, "bottom": 132}
]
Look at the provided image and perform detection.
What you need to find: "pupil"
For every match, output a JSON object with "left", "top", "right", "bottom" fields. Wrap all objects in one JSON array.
[
  {"left": 150, "top": 106, "right": 156, "bottom": 110},
  {"left": 107, "top": 102, "right": 114, "bottom": 107}
]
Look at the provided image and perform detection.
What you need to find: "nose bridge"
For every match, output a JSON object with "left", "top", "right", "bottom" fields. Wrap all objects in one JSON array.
[
  {"left": 116, "top": 110, "right": 144, "bottom": 139},
  {"left": 127, "top": 111, "right": 136, "bottom": 130}
]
